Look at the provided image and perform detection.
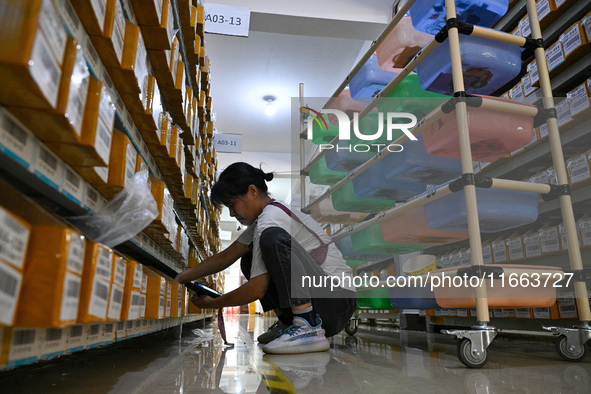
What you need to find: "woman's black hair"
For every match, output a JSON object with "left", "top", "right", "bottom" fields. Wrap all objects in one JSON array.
[{"left": 210, "top": 162, "right": 274, "bottom": 208}]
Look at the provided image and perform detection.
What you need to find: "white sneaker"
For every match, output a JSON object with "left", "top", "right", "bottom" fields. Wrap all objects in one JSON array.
[
  {"left": 262, "top": 316, "right": 330, "bottom": 355},
  {"left": 257, "top": 320, "right": 290, "bottom": 344},
  {"left": 267, "top": 352, "right": 331, "bottom": 389}
]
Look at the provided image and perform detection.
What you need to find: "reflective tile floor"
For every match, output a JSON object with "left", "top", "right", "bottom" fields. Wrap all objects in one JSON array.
[{"left": 1, "top": 315, "right": 591, "bottom": 393}]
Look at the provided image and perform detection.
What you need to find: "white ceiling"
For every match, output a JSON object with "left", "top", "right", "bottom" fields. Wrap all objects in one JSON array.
[{"left": 203, "top": 0, "right": 391, "bottom": 245}]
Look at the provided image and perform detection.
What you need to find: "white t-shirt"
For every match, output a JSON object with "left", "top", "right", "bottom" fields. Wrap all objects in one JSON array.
[{"left": 236, "top": 201, "right": 355, "bottom": 292}]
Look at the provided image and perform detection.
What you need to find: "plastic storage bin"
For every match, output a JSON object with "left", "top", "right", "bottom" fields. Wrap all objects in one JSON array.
[
  {"left": 308, "top": 156, "right": 348, "bottom": 186},
  {"left": 309, "top": 196, "right": 365, "bottom": 225},
  {"left": 332, "top": 181, "right": 397, "bottom": 213},
  {"left": 357, "top": 288, "right": 396, "bottom": 310},
  {"left": 352, "top": 160, "right": 427, "bottom": 201},
  {"left": 424, "top": 186, "right": 539, "bottom": 233},
  {"left": 416, "top": 35, "right": 521, "bottom": 96},
  {"left": 324, "top": 141, "right": 375, "bottom": 173},
  {"left": 311, "top": 120, "right": 339, "bottom": 145},
  {"left": 351, "top": 223, "right": 426, "bottom": 254},
  {"left": 326, "top": 86, "right": 371, "bottom": 124},
  {"left": 349, "top": 57, "right": 397, "bottom": 102},
  {"left": 388, "top": 278, "right": 440, "bottom": 309},
  {"left": 334, "top": 234, "right": 391, "bottom": 258},
  {"left": 422, "top": 96, "right": 535, "bottom": 162},
  {"left": 409, "top": 0, "right": 509, "bottom": 35},
  {"left": 382, "top": 134, "right": 461, "bottom": 185},
  {"left": 381, "top": 203, "right": 468, "bottom": 246},
  {"left": 376, "top": 15, "right": 433, "bottom": 70},
  {"left": 433, "top": 265, "right": 563, "bottom": 308},
  {"left": 376, "top": 74, "right": 449, "bottom": 120}
]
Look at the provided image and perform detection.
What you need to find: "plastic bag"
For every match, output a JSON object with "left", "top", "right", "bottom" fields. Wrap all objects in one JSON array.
[{"left": 68, "top": 170, "right": 158, "bottom": 247}]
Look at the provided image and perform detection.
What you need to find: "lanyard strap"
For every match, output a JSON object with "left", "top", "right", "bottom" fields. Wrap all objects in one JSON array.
[{"left": 268, "top": 200, "right": 330, "bottom": 247}]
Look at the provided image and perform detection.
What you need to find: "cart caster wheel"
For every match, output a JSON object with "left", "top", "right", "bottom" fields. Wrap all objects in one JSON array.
[
  {"left": 457, "top": 338, "right": 489, "bottom": 369},
  {"left": 345, "top": 321, "right": 357, "bottom": 336},
  {"left": 555, "top": 335, "right": 588, "bottom": 362}
]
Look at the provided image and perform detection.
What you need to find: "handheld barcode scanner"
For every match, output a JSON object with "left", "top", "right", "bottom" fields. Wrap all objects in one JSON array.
[{"left": 185, "top": 282, "right": 222, "bottom": 298}]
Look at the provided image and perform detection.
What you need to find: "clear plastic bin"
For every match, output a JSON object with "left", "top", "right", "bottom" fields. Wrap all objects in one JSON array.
[
  {"left": 424, "top": 186, "right": 539, "bottom": 233},
  {"left": 352, "top": 160, "right": 427, "bottom": 201},
  {"left": 376, "top": 15, "right": 433, "bottom": 70},
  {"left": 349, "top": 57, "right": 398, "bottom": 102},
  {"left": 381, "top": 203, "right": 468, "bottom": 246},
  {"left": 309, "top": 196, "right": 365, "bottom": 225},
  {"left": 416, "top": 35, "right": 521, "bottom": 96},
  {"left": 332, "top": 181, "right": 397, "bottom": 213},
  {"left": 409, "top": 0, "right": 509, "bottom": 35},
  {"left": 376, "top": 74, "right": 449, "bottom": 122},
  {"left": 422, "top": 96, "right": 535, "bottom": 161},
  {"left": 351, "top": 223, "right": 426, "bottom": 254},
  {"left": 382, "top": 134, "right": 461, "bottom": 185},
  {"left": 308, "top": 156, "right": 348, "bottom": 186}
]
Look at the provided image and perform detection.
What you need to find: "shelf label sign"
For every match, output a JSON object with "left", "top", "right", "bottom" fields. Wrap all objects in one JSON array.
[
  {"left": 204, "top": 4, "right": 250, "bottom": 37},
  {"left": 214, "top": 133, "right": 242, "bottom": 153}
]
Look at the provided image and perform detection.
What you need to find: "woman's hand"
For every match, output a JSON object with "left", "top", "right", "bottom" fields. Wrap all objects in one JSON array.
[{"left": 192, "top": 294, "right": 216, "bottom": 308}]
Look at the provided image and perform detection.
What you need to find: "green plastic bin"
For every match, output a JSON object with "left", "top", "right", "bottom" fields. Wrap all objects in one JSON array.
[
  {"left": 357, "top": 288, "right": 395, "bottom": 310},
  {"left": 332, "top": 182, "right": 396, "bottom": 213},
  {"left": 351, "top": 223, "right": 426, "bottom": 254},
  {"left": 308, "top": 156, "right": 348, "bottom": 186}
]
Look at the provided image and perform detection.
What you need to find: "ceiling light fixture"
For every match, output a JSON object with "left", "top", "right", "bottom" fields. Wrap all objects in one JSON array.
[{"left": 264, "top": 95, "right": 276, "bottom": 116}]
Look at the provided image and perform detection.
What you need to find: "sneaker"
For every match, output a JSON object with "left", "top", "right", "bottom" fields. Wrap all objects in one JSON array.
[
  {"left": 262, "top": 316, "right": 330, "bottom": 354},
  {"left": 257, "top": 320, "right": 289, "bottom": 344},
  {"left": 267, "top": 352, "right": 331, "bottom": 389}
]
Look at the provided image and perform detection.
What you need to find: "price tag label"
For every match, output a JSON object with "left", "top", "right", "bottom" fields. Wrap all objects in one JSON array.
[
  {"left": 204, "top": 4, "right": 250, "bottom": 37},
  {"left": 214, "top": 133, "right": 242, "bottom": 153}
]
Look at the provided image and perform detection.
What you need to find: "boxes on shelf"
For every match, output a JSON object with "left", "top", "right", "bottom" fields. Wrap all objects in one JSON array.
[
  {"left": 505, "top": 234, "right": 525, "bottom": 262},
  {"left": 523, "top": 230, "right": 543, "bottom": 259},
  {"left": 578, "top": 216, "right": 591, "bottom": 247},
  {"left": 78, "top": 241, "right": 113, "bottom": 323},
  {"left": 559, "top": 21, "right": 589, "bottom": 61},
  {"left": 86, "top": 322, "right": 102, "bottom": 349},
  {"left": 65, "top": 324, "right": 86, "bottom": 354},
  {"left": 145, "top": 270, "right": 166, "bottom": 319},
  {"left": 0, "top": 108, "right": 38, "bottom": 170},
  {"left": 492, "top": 237, "right": 509, "bottom": 263},
  {"left": 106, "top": 255, "right": 127, "bottom": 321},
  {"left": 566, "top": 151, "right": 591, "bottom": 187},
  {"left": 539, "top": 225, "right": 561, "bottom": 255},
  {"left": 0, "top": 0, "right": 67, "bottom": 109},
  {"left": 6, "top": 327, "right": 39, "bottom": 369},
  {"left": 16, "top": 225, "right": 85, "bottom": 328},
  {"left": 567, "top": 82, "right": 590, "bottom": 118},
  {"left": 90, "top": 0, "right": 126, "bottom": 68}
]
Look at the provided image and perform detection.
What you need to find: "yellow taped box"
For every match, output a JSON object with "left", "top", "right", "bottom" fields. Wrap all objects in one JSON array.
[
  {"left": 16, "top": 226, "right": 85, "bottom": 328},
  {"left": 78, "top": 241, "right": 113, "bottom": 323},
  {"left": 0, "top": 0, "right": 67, "bottom": 109},
  {"left": 145, "top": 270, "right": 166, "bottom": 319},
  {"left": 91, "top": 0, "right": 126, "bottom": 67},
  {"left": 71, "top": 0, "right": 114, "bottom": 36},
  {"left": 121, "top": 260, "right": 143, "bottom": 321},
  {"left": 139, "top": 0, "right": 173, "bottom": 50},
  {"left": 107, "top": 255, "right": 127, "bottom": 321}
]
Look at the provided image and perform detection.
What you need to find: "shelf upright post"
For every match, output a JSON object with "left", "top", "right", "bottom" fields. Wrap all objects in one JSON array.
[
  {"left": 299, "top": 83, "right": 306, "bottom": 210},
  {"left": 526, "top": 0, "right": 591, "bottom": 324},
  {"left": 444, "top": 0, "right": 489, "bottom": 324}
]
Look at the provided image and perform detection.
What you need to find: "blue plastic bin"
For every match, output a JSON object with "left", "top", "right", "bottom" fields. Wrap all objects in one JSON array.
[
  {"left": 416, "top": 34, "right": 522, "bottom": 95},
  {"left": 324, "top": 141, "right": 375, "bottom": 173},
  {"left": 352, "top": 159, "right": 427, "bottom": 200},
  {"left": 388, "top": 280, "right": 440, "bottom": 309},
  {"left": 424, "top": 187, "right": 539, "bottom": 233},
  {"left": 349, "top": 57, "right": 397, "bottom": 102},
  {"left": 409, "top": 0, "right": 509, "bottom": 35}
]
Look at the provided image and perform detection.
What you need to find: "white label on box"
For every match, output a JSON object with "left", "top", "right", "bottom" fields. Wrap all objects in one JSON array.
[
  {"left": 567, "top": 84, "right": 589, "bottom": 117},
  {"left": 537, "top": 0, "right": 551, "bottom": 20},
  {"left": 63, "top": 166, "right": 84, "bottom": 204},
  {"left": 528, "top": 61, "right": 539, "bottom": 85},
  {"left": 132, "top": 265, "right": 143, "bottom": 288},
  {"left": 0, "top": 208, "right": 29, "bottom": 270},
  {"left": 540, "top": 227, "right": 560, "bottom": 253},
  {"left": 87, "top": 323, "right": 101, "bottom": 345},
  {"left": 546, "top": 43, "right": 565, "bottom": 73},
  {"left": 533, "top": 307, "right": 550, "bottom": 319},
  {"left": 113, "top": 259, "right": 127, "bottom": 287},
  {"left": 41, "top": 328, "right": 65, "bottom": 358},
  {"left": 559, "top": 223, "right": 569, "bottom": 249},
  {"left": 30, "top": 31, "right": 61, "bottom": 108},
  {"left": 99, "top": 88, "right": 116, "bottom": 130},
  {"left": 129, "top": 290, "right": 141, "bottom": 319},
  {"left": 178, "top": 299, "right": 182, "bottom": 316},
  {"left": 557, "top": 98, "right": 573, "bottom": 127},
  {"left": 60, "top": 0, "right": 81, "bottom": 38},
  {"left": 567, "top": 155, "right": 590, "bottom": 184},
  {"left": 66, "top": 70, "right": 89, "bottom": 137},
  {"left": 159, "top": 295, "right": 165, "bottom": 317},
  {"left": 521, "top": 74, "right": 538, "bottom": 97},
  {"left": 96, "top": 248, "right": 113, "bottom": 282},
  {"left": 155, "top": 0, "right": 163, "bottom": 22},
  {"left": 113, "top": 0, "right": 125, "bottom": 63},
  {"left": 166, "top": 1, "right": 175, "bottom": 44},
  {"left": 579, "top": 218, "right": 591, "bottom": 246},
  {"left": 66, "top": 325, "right": 85, "bottom": 351},
  {"left": 139, "top": 293, "right": 146, "bottom": 318},
  {"left": 0, "top": 262, "right": 22, "bottom": 325},
  {"left": 0, "top": 109, "right": 36, "bottom": 168},
  {"left": 515, "top": 308, "right": 531, "bottom": 318},
  {"left": 160, "top": 280, "right": 166, "bottom": 295},
  {"left": 124, "top": 143, "right": 137, "bottom": 188},
  {"left": 166, "top": 284, "right": 171, "bottom": 299},
  {"left": 492, "top": 241, "right": 507, "bottom": 263},
  {"left": 481, "top": 244, "right": 492, "bottom": 264},
  {"left": 90, "top": 0, "right": 107, "bottom": 31},
  {"left": 493, "top": 308, "right": 504, "bottom": 318},
  {"left": 503, "top": 309, "right": 516, "bottom": 318},
  {"left": 509, "top": 84, "right": 524, "bottom": 100},
  {"left": 135, "top": 33, "right": 148, "bottom": 83},
  {"left": 60, "top": 272, "right": 81, "bottom": 321},
  {"left": 507, "top": 238, "right": 524, "bottom": 260},
  {"left": 95, "top": 166, "right": 109, "bottom": 184},
  {"left": 166, "top": 298, "right": 171, "bottom": 317},
  {"left": 39, "top": 0, "right": 67, "bottom": 64},
  {"left": 9, "top": 328, "right": 37, "bottom": 364},
  {"left": 519, "top": 17, "right": 531, "bottom": 38},
  {"left": 103, "top": 322, "right": 114, "bottom": 342},
  {"left": 84, "top": 186, "right": 101, "bottom": 213},
  {"left": 560, "top": 24, "right": 583, "bottom": 58},
  {"left": 83, "top": 39, "right": 102, "bottom": 79},
  {"left": 558, "top": 298, "right": 578, "bottom": 319},
  {"left": 547, "top": 168, "right": 558, "bottom": 185},
  {"left": 107, "top": 284, "right": 124, "bottom": 320},
  {"left": 141, "top": 274, "right": 147, "bottom": 293},
  {"left": 34, "top": 144, "right": 62, "bottom": 189},
  {"left": 512, "top": 25, "right": 522, "bottom": 37},
  {"left": 583, "top": 15, "right": 591, "bottom": 42},
  {"left": 524, "top": 234, "right": 542, "bottom": 257},
  {"left": 88, "top": 278, "right": 110, "bottom": 318},
  {"left": 66, "top": 234, "right": 85, "bottom": 275},
  {"left": 95, "top": 120, "right": 113, "bottom": 166},
  {"left": 539, "top": 123, "right": 549, "bottom": 139},
  {"left": 555, "top": 0, "right": 567, "bottom": 6}
]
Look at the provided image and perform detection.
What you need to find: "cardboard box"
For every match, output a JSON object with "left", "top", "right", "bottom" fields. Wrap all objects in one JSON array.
[
  {"left": 65, "top": 324, "right": 86, "bottom": 354},
  {"left": 78, "top": 242, "right": 113, "bottom": 323},
  {"left": 566, "top": 152, "right": 591, "bottom": 186},
  {"left": 102, "top": 322, "right": 116, "bottom": 345},
  {"left": 92, "top": 0, "right": 125, "bottom": 67},
  {"left": 86, "top": 323, "right": 103, "bottom": 348},
  {"left": 121, "top": 259, "right": 143, "bottom": 321},
  {"left": 16, "top": 226, "right": 85, "bottom": 327},
  {"left": 539, "top": 225, "right": 561, "bottom": 255},
  {"left": 559, "top": 21, "right": 589, "bottom": 60},
  {"left": 106, "top": 255, "right": 127, "bottom": 321},
  {"left": 523, "top": 231, "right": 542, "bottom": 258},
  {"left": 39, "top": 328, "right": 66, "bottom": 360},
  {"left": 567, "top": 82, "right": 590, "bottom": 118},
  {"left": 0, "top": 0, "right": 67, "bottom": 109},
  {"left": 0, "top": 107, "right": 37, "bottom": 170},
  {"left": 0, "top": 261, "right": 23, "bottom": 326},
  {"left": 106, "top": 131, "right": 138, "bottom": 191},
  {"left": 491, "top": 239, "right": 508, "bottom": 263},
  {"left": 6, "top": 328, "right": 39, "bottom": 368},
  {"left": 62, "top": 165, "right": 86, "bottom": 206},
  {"left": 0, "top": 206, "right": 31, "bottom": 272},
  {"left": 506, "top": 234, "right": 525, "bottom": 261},
  {"left": 138, "top": 0, "right": 173, "bottom": 50},
  {"left": 145, "top": 270, "right": 166, "bottom": 319},
  {"left": 70, "top": 0, "right": 112, "bottom": 36},
  {"left": 578, "top": 216, "right": 591, "bottom": 247},
  {"left": 515, "top": 308, "right": 532, "bottom": 319}
]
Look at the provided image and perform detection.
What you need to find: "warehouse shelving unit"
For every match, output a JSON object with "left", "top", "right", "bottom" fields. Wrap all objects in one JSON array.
[
  {"left": 0, "top": 0, "right": 221, "bottom": 369},
  {"left": 299, "top": 0, "right": 591, "bottom": 368}
]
